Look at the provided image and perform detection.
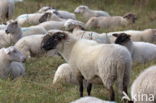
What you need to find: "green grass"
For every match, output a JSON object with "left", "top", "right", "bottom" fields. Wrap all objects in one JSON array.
[{"left": 1, "top": 0, "right": 156, "bottom": 103}]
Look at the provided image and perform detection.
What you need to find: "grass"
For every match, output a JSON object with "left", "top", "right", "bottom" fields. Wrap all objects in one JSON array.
[{"left": 1, "top": 0, "right": 156, "bottom": 103}]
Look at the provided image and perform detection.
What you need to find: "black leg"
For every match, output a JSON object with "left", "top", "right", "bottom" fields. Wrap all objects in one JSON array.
[
  {"left": 87, "top": 83, "right": 92, "bottom": 96},
  {"left": 78, "top": 76, "right": 84, "bottom": 97},
  {"left": 109, "top": 86, "right": 115, "bottom": 101}
]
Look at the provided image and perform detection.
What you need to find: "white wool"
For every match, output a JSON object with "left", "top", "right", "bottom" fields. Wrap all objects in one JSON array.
[
  {"left": 71, "top": 96, "right": 116, "bottom": 103},
  {"left": 131, "top": 66, "right": 156, "bottom": 103}
]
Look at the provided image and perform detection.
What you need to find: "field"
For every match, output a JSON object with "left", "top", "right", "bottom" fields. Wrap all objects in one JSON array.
[{"left": 0, "top": 0, "right": 156, "bottom": 103}]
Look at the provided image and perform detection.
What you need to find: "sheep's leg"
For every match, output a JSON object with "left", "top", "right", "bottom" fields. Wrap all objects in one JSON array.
[
  {"left": 78, "top": 76, "right": 84, "bottom": 97},
  {"left": 109, "top": 86, "right": 115, "bottom": 101},
  {"left": 87, "top": 83, "right": 92, "bottom": 96}
]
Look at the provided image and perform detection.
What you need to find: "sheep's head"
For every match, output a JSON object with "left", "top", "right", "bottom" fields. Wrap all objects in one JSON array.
[
  {"left": 113, "top": 33, "right": 131, "bottom": 44},
  {"left": 5, "top": 21, "right": 20, "bottom": 34},
  {"left": 74, "top": 5, "right": 89, "bottom": 13},
  {"left": 64, "top": 19, "right": 85, "bottom": 31},
  {"left": 41, "top": 31, "right": 68, "bottom": 51},
  {"left": 123, "top": 13, "right": 137, "bottom": 23},
  {"left": 3, "top": 46, "right": 26, "bottom": 62},
  {"left": 39, "top": 12, "right": 52, "bottom": 23}
]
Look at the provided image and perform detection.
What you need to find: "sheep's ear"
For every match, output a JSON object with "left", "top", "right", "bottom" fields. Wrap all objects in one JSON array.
[
  {"left": 127, "top": 34, "right": 131, "bottom": 38},
  {"left": 54, "top": 32, "right": 68, "bottom": 40},
  {"left": 112, "top": 33, "right": 119, "bottom": 37}
]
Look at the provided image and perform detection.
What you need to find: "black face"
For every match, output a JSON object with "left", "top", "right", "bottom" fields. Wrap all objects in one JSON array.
[
  {"left": 113, "top": 33, "right": 131, "bottom": 44},
  {"left": 41, "top": 32, "right": 67, "bottom": 51}
]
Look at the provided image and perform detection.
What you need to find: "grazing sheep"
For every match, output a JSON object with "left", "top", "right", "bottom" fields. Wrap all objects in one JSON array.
[
  {"left": 0, "top": 0, "right": 15, "bottom": 21},
  {"left": 70, "top": 96, "right": 116, "bottom": 103},
  {"left": 64, "top": 19, "right": 110, "bottom": 43},
  {"left": 22, "top": 25, "right": 47, "bottom": 36},
  {"left": 41, "top": 31, "right": 132, "bottom": 100},
  {"left": 108, "top": 29, "right": 156, "bottom": 43},
  {"left": 16, "top": 12, "right": 52, "bottom": 26},
  {"left": 0, "top": 21, "right": 22, "bottom": 48},
  {"left": 86, "top": 13, "right": 137, "bottom": 29},
  {"left": 131, "top": 66, "right": 156, "bottom": 103},
  {"left": 74, "top": 5, "right": 110, "bottom": 20},
  {"left": 0, "top": 46, "right": 26, "bottom": 79},
  {"left": 15, "top": 34, "right": 56, "bottom": 58},
  {"left": 113, "top": 33, "right": 156, "bottom": 64},
  {"left": 10, "top": 62, "right": 25, "bottom": 79}
]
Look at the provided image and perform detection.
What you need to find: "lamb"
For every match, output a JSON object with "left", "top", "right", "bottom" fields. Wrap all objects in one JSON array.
[
  {"left": 113, "top": 33, "right": 156, "bottom": 64},
  {"left": 64, "top": 19, "right": 110, "bottom": 43},
  {"left": 86, "top": 13, "right": 137, "bottom": 29},
  {"left": 108, "top": 29, "right": 156, "bottom": 43},
  {"left": 14, "top": 34, "right": 56, "bottom": 58},
  {"left": 41, "top": 31, "right": 132, "bottom": 100},
  {"left": 131, "top": 65, "right": 156, "bottom": 103},
  {"left": 70, "top": 96, "right": 116, "bottom": 103},
  {"left": 0, "top": 46, "right": 26, "bottom": 79},
  {"left": 0, "top": 21, "right": 22, "bottom": 48},
  {"left": 16, "top": 12, "right": 52, "bottom": 26},
  {"left": 0, "top": 0, "right": 15, "bottom": 21},
  {"left": 74, "top": 5, "right": 110, "bottom": 20},
  {"left": 22, "top": 25, "right": 47, "bottom": 36}
]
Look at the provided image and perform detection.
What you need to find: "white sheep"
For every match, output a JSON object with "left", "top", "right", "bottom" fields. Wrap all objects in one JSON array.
[
  {"left": 0, "top": 0, "right": 15, "bottom": 21},
  {"left": 10, "top": 62, "right": 25, "bottom": 79},
  {"left": 70, "top": 96, "right": 116, "bottom": 103},
  {"left": 0, "top": 46, "right": 26, "bottom": 79},
  {"left": 22, "top": 25, "right": 47, "bottom": 36},
  {"left": 64, "top": 19, "right": 110, "bottom": 43},
  {"left": 16, "top": 12, "right": 53, "bottom": 26},
  {"left": 131, "top": 65, "right": 156, "bottom": 103},
  {"left": 0, "top": 21, "right": 22, "bottom": 48},
  {"left": 41, "top": 31, "right": 132, "bottom": 100},
  {"left": 113, "top": 33, "right": 156, "bottom": 64},
  {"left": 86, "top": 13, "right": 137, "bottom": 29},
  {"left": 108, "top": 29, "right": 156, "bottom": 43},
  {"left": 74, "top": 5, "right": 110, "bottom": 20},
  {"left": 14, "top": 34, "right": 56, "bottom": 58}
]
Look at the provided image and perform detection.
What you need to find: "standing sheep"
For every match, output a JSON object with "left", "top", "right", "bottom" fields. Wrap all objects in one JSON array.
[
  {"left": 0, "top": 46, "right": 26, "bottom": 79},
  {"left": 41, "top": 31, "right": 132, "bottom": 100},
  {"left": 0, "top": 21, "right": 22, "bottom": 48},
  {"left": 0, "top": 0, "right": 15, "bottom": 22},
  {"left": 74, "top": 5, "right": 110, "bottom": 20},
  {"left": 70, "top": 96, "right": 116, "bottom": 103},
  {"left": 131, "top": 66, "right": 156, "bottom": 103},
  {"left": 86, "top": 13, "right": 137, "bottom": 29},
  {"left": 113, "top": 33, "right": 156, "bottom": 64}
]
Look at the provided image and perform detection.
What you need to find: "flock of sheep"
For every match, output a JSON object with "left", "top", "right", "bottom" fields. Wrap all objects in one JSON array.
[{"left": 0, "top": 0, "right": 156, "bottom": 103}]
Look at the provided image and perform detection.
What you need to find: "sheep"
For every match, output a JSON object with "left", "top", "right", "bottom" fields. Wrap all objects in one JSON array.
[
  {"left": 0, "top": 46, "right": 26, "bottom": 79},
  {"left": 14, "top": 34, "right": 56, "bottom": 58},
  {"left": 38, "top": 21, "right": 65, "bottom": 31},
  {"left": 64, "top": 19, "right": 110, "bottom": 43},
  {"left": 113, "top": 33, "right": 156, "bottom": 64},
  {"left": 131, "top": 65, "right": 156, "bottom": 103},
  {"left": 10, "top": 62, "right": 25, "bottom": 79},
  {"left": 0, "top": 0, "right": 15, "bottom": 21},
  {"left": 74, "top": 5, "right": 110, "bottom": 20},
  {"left": 41, "top": 31, "right": 132, "bottom": 100},
  {"left": 22, "top": 25, "right": 47, "bottom": 36},
  {"left": 16, "top": 12, "right": 53, "bottom": 26},
  {"left": 0, "top": 21, "right": 22, "bottom": 48},
  {"left": 108, "top": 29, "right": 156, "bottom": 43},
  {"left": 86, "top": 13, "right": 137, "bottom": 29},
  {"left": 70, "top": 96, "right": 116, "bottom": 103}
]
